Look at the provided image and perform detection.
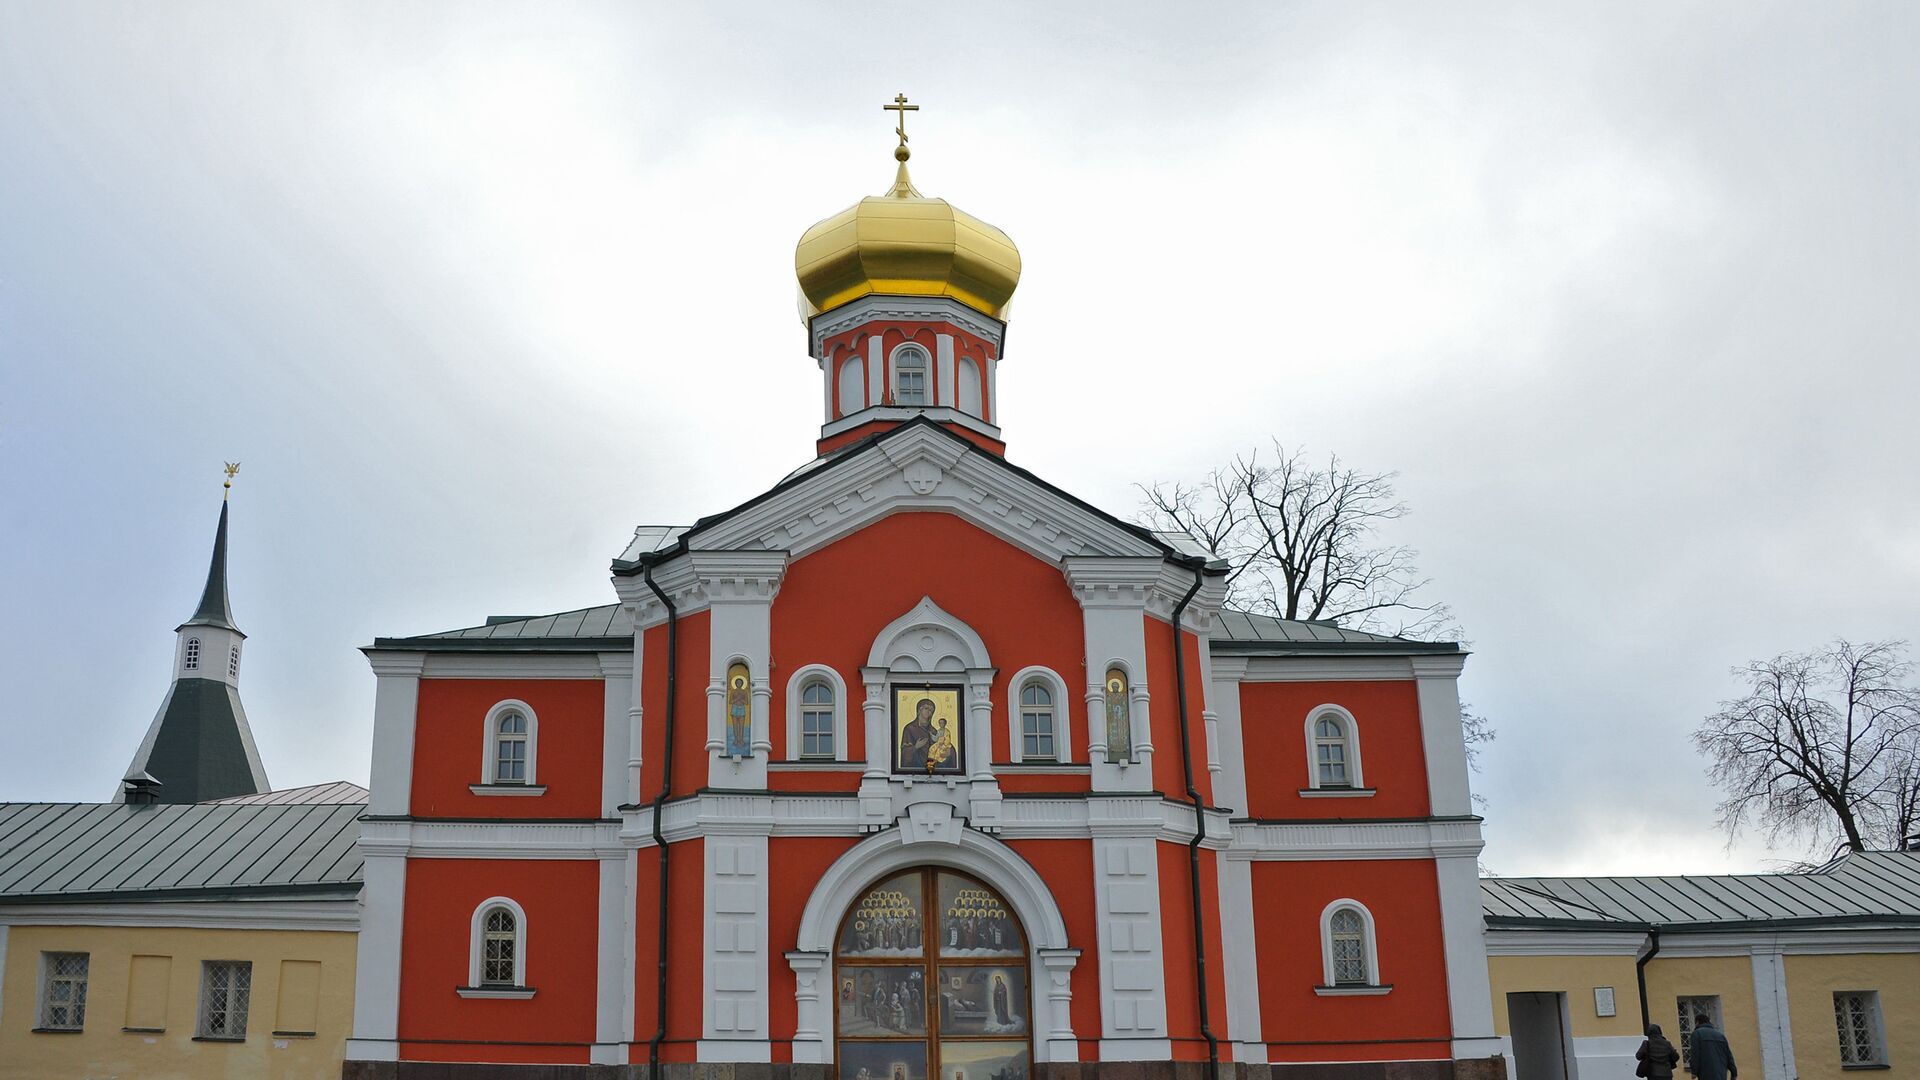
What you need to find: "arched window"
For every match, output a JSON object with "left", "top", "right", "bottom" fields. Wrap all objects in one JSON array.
[
  {"left": 463, "top": 897, "right": 531, "bottom": 996},
  {"left": 1305, "top": 706, "right": 1364, "bottom": 790},
  {"left": 228, "top": 644, "right": 241, "bottom": 678},
  {"left": 1103, "top": 667, "right": 1133, "bottom": 762},
  {"left": 892, "top": 344, "right": 929, "bottom": 406},
  {"left": 184, "top": 638, "right": 201, "bottom": 670},
  {"left": 839, "top": 354, "right": 865, "bottom": 417},
  {"left": 480, "top": 700, "right": 539, "bottom": 788},
  {"left": 800, "top": 678, "right": 836, "bottom": 759},
  {"left": 957, "top": 355, "right": 983, "bottom": 417},
  {"left": 1318, "top": 900, "right": 1383, "bottom": 992},
  {"left": 1019, "top": 681, "right": 1056, "bottom": 761}
]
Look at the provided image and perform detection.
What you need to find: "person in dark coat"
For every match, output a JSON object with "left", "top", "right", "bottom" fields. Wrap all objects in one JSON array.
[
  {"left": 1636, "top": 1023, "right": 1680, "bottom": 1079},
  {"left": 1686, "top": 1013, "right": 1737, "bottom": 1080}
]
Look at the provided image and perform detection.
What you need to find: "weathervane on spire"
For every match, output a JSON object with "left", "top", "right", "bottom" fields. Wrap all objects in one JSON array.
[
  {"left": 223, "top": 461, "right": 241, "bottom": 499},
  {"left": 884, "top": 92, "right": 918, "bottom": 162}
]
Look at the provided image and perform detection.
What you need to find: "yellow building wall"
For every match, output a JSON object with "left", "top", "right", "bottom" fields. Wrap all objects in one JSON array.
[
  {"left": 0, "top": 923, "right": 356, "bottom": 1080},
  {"left": 1487, "top": 954, "right": 1645, "bottom": 1038},
  {"left": 1785, "top": 952, "right": 1920, "bottom": 1080},
  {"left": 1639, "top": 956, "right": 1763, "bottom": 1073}
]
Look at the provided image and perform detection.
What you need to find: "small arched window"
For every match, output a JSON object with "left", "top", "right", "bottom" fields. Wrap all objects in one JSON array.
[
  {"left": 184, "top": 638, "right": 201, "bottom": 670},
  {"left": 1103, "top": 667, "right": 1133, "bottom": 762},
  {"left": 1306, "top": 706, "right": 1363, "bottom": 790},
  {"left": 228, "top": 645, "right": 241, "bottom": 678},
  {"left": 1319, "top": 901, "right": 1381, "bottom": 990},
  {"left": 892, "top": 345, "right": 929, "bottom": 406},
  {"left": 838, "top": 354, "right": 865, "bottom": 417},
  {"left": 1020, "top": 680, "right": 1056, "bottom": 761},
  {"left": 464, "top": 897, "right": 530, "bottom": 995},
  {"left": 481, "top": 701, "right": 539, "bottom": 788},
  {"left": 799, "top": 678, "right": 835, "bottom": 759}
]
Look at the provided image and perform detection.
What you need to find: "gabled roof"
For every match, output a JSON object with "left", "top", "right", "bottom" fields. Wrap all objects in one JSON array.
[
  {"left": 1481, "top": 850, "right": 1920, "bottom": 931},
  {"left": 0, "top": 800, "right": 364, "bottom": 903}
]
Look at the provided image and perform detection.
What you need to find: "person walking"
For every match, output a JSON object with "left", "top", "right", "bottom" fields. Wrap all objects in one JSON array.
[
  {"left": 1686, "top": 1012, "right": 1737, "bottom": 1080},
  {"left": 1636, "top": 1023, "right": 1680, "bottom": 1079}
]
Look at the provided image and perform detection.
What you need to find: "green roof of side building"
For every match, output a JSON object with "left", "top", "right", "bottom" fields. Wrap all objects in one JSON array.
[{"left": 1481, "top": 849, "right": 1920, "bottom": 932}]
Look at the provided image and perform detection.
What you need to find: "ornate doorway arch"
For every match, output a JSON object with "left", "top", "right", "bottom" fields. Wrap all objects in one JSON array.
[{"left": 834, "top": 868, "right": 1030, "bottom": 1080}]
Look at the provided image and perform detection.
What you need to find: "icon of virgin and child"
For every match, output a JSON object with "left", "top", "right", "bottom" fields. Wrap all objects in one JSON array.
[{"left": 896, "top": 689, "right": 960, "bottom": 774}]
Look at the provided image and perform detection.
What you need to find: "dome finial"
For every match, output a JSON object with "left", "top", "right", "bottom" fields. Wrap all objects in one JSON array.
[
  {"left": 884, "top": 93, "right": 921, "bottom": 197},
  {"left": 222, "top": 461, "right": 240, "bottom": 500}
]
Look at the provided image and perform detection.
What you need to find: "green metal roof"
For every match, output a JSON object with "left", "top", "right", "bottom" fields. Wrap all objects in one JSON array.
[
  {"left": 1481, "top": 850, "right": 1920, "bottom": 931},
  {"left": 0, "top": 800, "right": 364, "bottom": 903},
  {"left": 1211, "top": 609, "right": 1460, "bottom": 654}
]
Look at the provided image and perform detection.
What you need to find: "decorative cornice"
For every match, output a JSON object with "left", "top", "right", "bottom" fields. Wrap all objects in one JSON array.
[
  {"left": 357, "top": 819, "right": 624, "bottom": 860},
  {"left": 1062, "top": 558, "right": 1166, "bottom": 609},
  {"left": 1409, "top": 654, "right": 1469, "bottom": 679},
  {"left": 809, "top": 295, "right": 1006, "bottom": 357},
  {"left": 365, "top": 652, "right": 426, "bottom": 678},
  {"left": 1226, "top": 817, "right": 1485, "bottom": 862},
  {"left": 0, "top": 898, "right": 358, "bottom": 932}
]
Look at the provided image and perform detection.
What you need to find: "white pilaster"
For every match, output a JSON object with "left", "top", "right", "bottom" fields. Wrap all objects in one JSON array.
[
  {"left": 366, "top": 653, "right": 424, "bottom": 816},
  {"left": 626, "top": 620, "right": 646, "bottom": 806},
  {"left": 1037, "top": 947, "right": 1083, "bottom": 1063},
  {"left": 1412, "top": 655, "right": 1473, "bottom": 817},
  {"left": 985, "top": 354, "right": 999, "bottom": 423},
  {"left": 1435, "top": 851, "right": 1502, "bottom": 1059},
  {"left": 1209, "top": 656, "right": 1250, "bottom": 815},
  {"left": 593, "top": 849, "right": 629, "bottom": 1064},
  {"left": 937, "top": 333, "right": 956, "bottom": 407},
  {"left": 1091, "top": 818, "right": 1170, "bottom": 1058},
  {"left": 694, "top": 551, "right": 787, "bottom": 789},
  {"left": 786, "top": 951, "right": 829, "bottom": 1063},
  {"left": 1217, "top": 852, "right": 1262, "bottom": 1055},
  {"left": 867, "top": 335, "right": 884, "bottom": 405},
  {"left": 600, "top": 653, "right": 632, "bottom": 816},
  {"left": 345, "top": 849, "right": 407, "bottom": 1061},
  {"left": 702, "top": 833, "right": 771, "bottom": 1060},
  {"left": 1751, "top": 948, "right": 1795, "bottom": 1080},
  {"left": 1065, "top": 559, "right": 1160, "bottom": 793}
]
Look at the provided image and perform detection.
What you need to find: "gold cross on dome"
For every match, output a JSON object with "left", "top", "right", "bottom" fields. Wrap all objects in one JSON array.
[{"left": 884, "top": 93, "right": 918, "bottom": 147}]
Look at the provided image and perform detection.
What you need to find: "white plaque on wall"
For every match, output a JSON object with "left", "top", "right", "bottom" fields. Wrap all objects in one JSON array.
[{"left": 1594, "top": 986, "right": 1617, "bottom": 1017}]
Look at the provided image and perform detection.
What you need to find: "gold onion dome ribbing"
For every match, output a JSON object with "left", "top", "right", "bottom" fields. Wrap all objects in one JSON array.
[{"left": 795, "top": 97, "right": 1021, "bottom": 321}]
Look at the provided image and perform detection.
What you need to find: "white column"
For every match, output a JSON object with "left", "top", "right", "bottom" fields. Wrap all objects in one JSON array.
[
  {"left": 365, "top": 653, "right": 424, "bottom": 816},
  {"left": 1091, "top": 821, "right": 1171, "bottom": 1059},
  {"left": 601, "top": 653, "right": 632, "bottom": 816},
  {"left": 985, "top": 354, "right": 999, "bottom": 423},
  {"left": 1217, "top": 854, "right": 1263, "bottom": 1058},
  {"left": 1209, "top": 656, "right": 1250, "bottom": 815},
  {"left": 345, "top": 847, "right": 408, "bottom": 1061},
  {"left": 1751, "top": 948, "right": 1796, "bottom": 1080},
  {"left": 1037, "top": 947, "right": 1083, "bottom": 1063},
  {"left": 1412, "top": 655, "right": 1474, "bottom": 817},
  {"left": 786, "top": 951, "right": 829, "bottom": 1063},
  {"left": 1435, "top": 851, "right": 1502, "bottom": 1059},
  {"left": 701, "top": 833, "right": 771, "bottom": 1061},
  {"left": 936, "top": 333, "right": 956, "bottom": 407},
  {"left": 859, "top": 669, "right": 892, "bottom": 824},
  {"left": 867, "top": 336, "right": 885, "bottom": 406},
  {"left": 593, "top": 849, "right": 629, "bottom": 1064},
  {"left": 626, "top": 620, "right": 646, "bottom": 806}
]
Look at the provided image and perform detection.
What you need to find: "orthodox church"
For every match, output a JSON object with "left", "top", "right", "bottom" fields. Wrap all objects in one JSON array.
[{"left": 344, "top": 105, "right": 1502, "bottom": 1080}]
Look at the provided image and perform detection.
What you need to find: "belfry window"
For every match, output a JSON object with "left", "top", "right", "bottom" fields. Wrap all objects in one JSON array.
[
  {"left": 892, "top": 345, "right": 929, "bottom": 406},
  {"left": 1020, "top": 681, "right": 1056, "bottom": 761},
  {"left": 800, "top": 678, "right": 836, "bottom": 759},
  {"left": 184, "top": 638, "right": 201, "bottom": 670},
  {"left": 228, "top": 644, "right": 241, "bottom": 677}
]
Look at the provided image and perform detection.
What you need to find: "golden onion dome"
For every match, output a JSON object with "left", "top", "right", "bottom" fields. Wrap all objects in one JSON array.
[{"left": 795, "top": 149, "right": 1021, "bottom": 322}]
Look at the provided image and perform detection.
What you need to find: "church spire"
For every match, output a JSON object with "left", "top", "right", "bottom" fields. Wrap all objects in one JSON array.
[{"left": 182, "top": 462, "right": 240, "bottom": 632}]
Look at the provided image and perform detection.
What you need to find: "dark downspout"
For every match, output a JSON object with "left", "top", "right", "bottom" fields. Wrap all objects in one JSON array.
[
  {"left": 1170, "top": 565, "right": 1221, "bottom": 1080},
  {"left": 645, "top": 564, "right": 679, "bottom": 1077},
  {"left": 1635, "top": 928, "right": 1661, "bottom": 1033}
]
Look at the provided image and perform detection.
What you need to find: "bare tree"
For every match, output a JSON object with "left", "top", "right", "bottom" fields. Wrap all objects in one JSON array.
[
  {"left": 1694, "top": 639, "right": 1920, "bottom": 857},
  {"left": 1140, "top": 442, "right": 1455, "bottom": 639}
]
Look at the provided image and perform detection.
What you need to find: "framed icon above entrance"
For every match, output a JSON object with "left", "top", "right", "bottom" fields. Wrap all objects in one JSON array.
[
  {"left": 893, "top": 686, "right": 965, "bottom": 776},
  {"left": 835, "top": 868, "right": 1031, "bottom": 1080}
]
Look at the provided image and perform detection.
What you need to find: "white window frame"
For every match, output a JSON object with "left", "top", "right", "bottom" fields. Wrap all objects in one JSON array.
[
  {"left": 462, "top": 896, "right": 533, "bottom": 998},
  {"left": 228, "top": 644, "right": 241, "bottom": 677},
  {"left": 1834, "top": 989, "right": 1887, "bottom": 1067},
  {"left": 1316, "top": 899, "right": 1387, "bottom": 995},
  {"left": 891, "top": 343, "right": 931, "bottom": 406},
  {"left": 784, "top": 664, "right": 849, "bottom": 762},
  {"left": 479, "top": 699, "right": 539, "bottom": 787},
  {"left": 196, "top": 958, "right": 252, "bottom": 1039},
  {"left": 1303, "top": 704, "right": 1366, "bottom": 792},
  {"left": 184, "top": 637, "right": 201, "bottom": 670},
  {"left": 36, "top": 951, "right": 89, "bottom": 1031},
  {"left": 1677, "top": 994, "right": 1722, "bottom": 1071},
  {"left": 1007, "top": 665, "right": 1073, "bottom": 764}
]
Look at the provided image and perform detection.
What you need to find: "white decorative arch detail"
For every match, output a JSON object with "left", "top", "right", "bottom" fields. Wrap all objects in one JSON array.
[
  {"left": 1007, "top": 665, "right": 1073, "bottom": 763},
  {"left": 838, "top": 353, "right": 865, "bottom": 417},
  {"left": 481, "top": 699, "right": 538, "bottom": 786},
  {"left": 1304, "top": 703, "right": 1364, "bottom": 790},
  {"left": 467, "top": 895, "right": 529, "bottom": 990},
  {"left": 866, "top": 596, "right": 992, "bottom": 674},
  {"left": 1317, "top": 898, "right": 1383, "bottom": 991},
  {"left": 787, "top": 827, "right": 1079, "bottom": 1062},
  {"left": 785, "top": 663, "right": 850, "bottom": 761}
]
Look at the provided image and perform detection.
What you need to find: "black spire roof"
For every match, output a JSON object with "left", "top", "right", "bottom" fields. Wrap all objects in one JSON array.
[{"left": 179, "top": 499, "right": 240, "bottom": 633}]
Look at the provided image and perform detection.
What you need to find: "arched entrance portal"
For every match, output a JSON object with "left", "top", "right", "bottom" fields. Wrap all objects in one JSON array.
[{"left": 834, "top": 868, "right": 1031, "bottom": 1080}]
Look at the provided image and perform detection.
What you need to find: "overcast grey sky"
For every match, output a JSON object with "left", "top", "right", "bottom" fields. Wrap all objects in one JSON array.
[{"left": 3, "top": 3, "right": 1915, "bottom": 875}]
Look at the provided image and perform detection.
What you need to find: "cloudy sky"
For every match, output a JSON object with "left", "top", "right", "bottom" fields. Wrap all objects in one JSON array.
[{"left": 3, "top": 3, "right": 1914, "bottom": 876}]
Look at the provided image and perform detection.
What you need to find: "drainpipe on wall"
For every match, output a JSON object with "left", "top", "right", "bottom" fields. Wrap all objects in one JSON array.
[
  {"left": 1636, "top": 927, "right": 1661, "bottom": 1033},
  {"left": 1170, "top": 562, "right": 1222, "bottom": 1080},
  {"left": 644, "top": 563, "right": 680, "bottom": 1076}
]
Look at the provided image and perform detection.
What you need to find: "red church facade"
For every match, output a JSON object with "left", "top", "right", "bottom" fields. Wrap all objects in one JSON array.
[{"left": 344, "top": 122, "right": 1501, "bottom": 1080}]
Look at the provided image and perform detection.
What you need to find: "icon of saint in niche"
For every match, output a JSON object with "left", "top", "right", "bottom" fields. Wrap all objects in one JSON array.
[
  {"left": 894, "top": 688, "right": 961, "bottom": 775},
  {"left": 725, "top": 663, "right": 752, "bottom": 758},
  {"left": 899, "top": 698, "right": 934, "bottom": 769},
  {"left": 1104, "top": 669, "right": 1132, "bottom": 761}
]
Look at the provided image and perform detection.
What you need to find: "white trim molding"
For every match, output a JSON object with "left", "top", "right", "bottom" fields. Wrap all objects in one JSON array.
[
  {"left": 1303, "top": 704, "right": 1364, "bottom": 791},
  {"left": 785, "top": 664, "right": 850, "bottom": 762},
  {"left": 467, "top": 895, "right": 529, "bottom": 991},
  {"left": 1007, "top": 665, "right": 1073, "bottom": 764},
  {"left": 481, "top": 699, "right": 538, "bottom": 788},
  {"left": 1319, "top": 898, "right": 1382, "bottom": 989}
]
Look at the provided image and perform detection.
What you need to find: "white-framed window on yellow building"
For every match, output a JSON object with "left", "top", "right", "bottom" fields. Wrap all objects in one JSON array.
[
  {"left": 197, "top": 959, "right": 252, "bottom": 1040},
  {"left": 36, "top": 951, "right": 89, "bottom": 1031},
  {"left": 1835, "top": 990, "right": 1887, "bottom": 1067}
]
